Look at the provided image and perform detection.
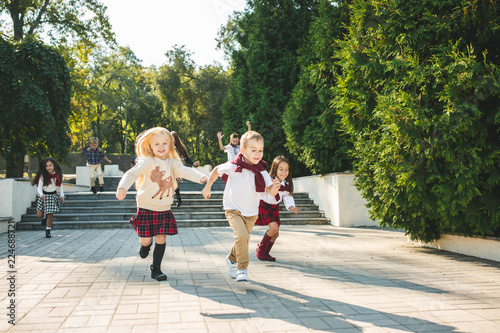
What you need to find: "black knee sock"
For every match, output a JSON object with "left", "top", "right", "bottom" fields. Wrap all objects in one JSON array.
[{"left": 152, "top": 243, "right": 166, "bottom": 268}]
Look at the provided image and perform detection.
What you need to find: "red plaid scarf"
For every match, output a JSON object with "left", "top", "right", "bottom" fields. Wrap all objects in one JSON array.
[
  {"left": 48, "top": 173, "right": 61, "bottom": 186},
  {"left": 275, "top": 181, "right": 290, "bottom": 201},
  {"left": 221, "top": 153, "right": 268, "bottom": 192}
]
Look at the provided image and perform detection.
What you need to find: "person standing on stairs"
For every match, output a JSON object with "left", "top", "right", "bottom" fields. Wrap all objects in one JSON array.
[
  {"left": 217, "top": 121, "right": 252, "bottom": 162},
  {"left": 255, "top": 155, "right": 299, "bottom": 261},
  {"left": 116, "top": 127, "right": 208, "bottom": 281},
  {"left": 31, "top": 157, "right": 65, "bottom": 238},
  {"left": 202, "top": 131, "right": 280, "bottom": 282},
  {"left": 79, "top": 137, "right": 112, "bottom": 194},
  {"left": 171, "top": 131, "right": 200, "bottom": 208}
]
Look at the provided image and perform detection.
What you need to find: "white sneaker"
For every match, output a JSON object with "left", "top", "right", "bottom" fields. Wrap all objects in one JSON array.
[
  {"left": 226, "top": 255, "right": 237, "bottom": 279},
  {"left": 235, "top": 269, "right": 248, "bottom": 282}
]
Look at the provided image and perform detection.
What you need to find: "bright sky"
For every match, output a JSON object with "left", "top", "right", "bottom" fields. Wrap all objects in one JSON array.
[{"left": 103, "top": 0, "right": 247, "bottom": 68}]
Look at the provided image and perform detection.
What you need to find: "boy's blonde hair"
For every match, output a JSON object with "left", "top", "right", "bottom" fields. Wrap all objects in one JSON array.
[
  {"left": 240, "top": 130, "right": 264, "bottom": 149},
  {"left": 90, "top": 137, "right": 99, "bottom": 144},
  {"left": 135, "top": 127, "right": 179, "bottom": 161}
]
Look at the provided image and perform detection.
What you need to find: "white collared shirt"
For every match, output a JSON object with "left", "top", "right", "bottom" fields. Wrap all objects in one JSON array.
[
  {"left": 260, "top": 179, "right": 295, "bottom": 210},
  {"left": 37, "top": 175, "right": 64, "bottom": 198},
  {"left": 218, "top": 161, "right": 273, "bottom": 216},
  {"left": 224, "top": 144, "right": 240, "bottom": 161}
]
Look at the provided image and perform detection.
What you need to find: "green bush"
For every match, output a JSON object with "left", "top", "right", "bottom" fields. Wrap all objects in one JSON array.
[
  {"left": 335, "top": 0, "right": 500, "bottom": 242},
  {"left": 284, "top": 0, "right": 353, "bottom": 174}
]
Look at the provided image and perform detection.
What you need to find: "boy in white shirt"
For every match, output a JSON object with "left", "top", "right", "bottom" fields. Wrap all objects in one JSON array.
[
  {"left": 217, "top": 121, "right": 252, "bottom": 161},
  {"left": 202, "top": 131, "right": 280, "bottom": 282}
]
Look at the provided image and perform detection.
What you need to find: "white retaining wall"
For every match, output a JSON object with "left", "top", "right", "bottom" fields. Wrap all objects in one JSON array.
[
  {"left": 294, "top": 173, "right": 378, "bottom": 227},
  {"left": 418, "top": 234, "right": 500, "bottom": 263},
  {"left": 76, "top": 165, "right": 124, "bottom": 186},
  {"left": 0, "top": 179, "right": 37, "bottom": 222}
]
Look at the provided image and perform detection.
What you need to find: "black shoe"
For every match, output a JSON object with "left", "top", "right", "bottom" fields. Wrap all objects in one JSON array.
[
  {"left": 150, "top": 265, "right": 167, "bottom": 281},
  {"left": 139, "top": 244, "right": 151, "bottom": 259},
  {"left": 91, "top": 186, "right": 97, "bottom": 194},
  {"left": 45, "top": 229, "right": 51, "bottom": 238},
  {"left": 100, "top": 186, "right": 104, "bottom": 192},
  {"left": 176, "top": 196, "right": 182, "bottom": 207},
  {"left": 41, "top": 216, "right": 47, "bottom": 226}
]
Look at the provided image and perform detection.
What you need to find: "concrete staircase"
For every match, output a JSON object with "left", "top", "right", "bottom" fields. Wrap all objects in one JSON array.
[{"left": 17, "top": 177, "right": 330, "bottom": 230}]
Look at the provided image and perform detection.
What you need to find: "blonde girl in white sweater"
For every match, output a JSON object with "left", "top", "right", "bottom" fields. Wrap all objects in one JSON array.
[{"left": 116, "top": 127, "right": 207, "bottom": 281}]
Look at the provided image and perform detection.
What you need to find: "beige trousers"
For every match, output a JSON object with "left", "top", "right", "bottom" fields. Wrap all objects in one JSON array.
[
  {"left": 225, "top": 210, "right": 258, "bottom": 270},
  {"left": 88, "top": 164, "right": 104, "bottom": 187}
]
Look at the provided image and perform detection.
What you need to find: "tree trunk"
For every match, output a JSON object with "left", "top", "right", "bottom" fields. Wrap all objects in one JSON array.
[
  {"left": 10, "top": 0, "right": 24, "bottom": 41},
  {"left": 5, "top": 140, "right": 26, "bottom": 178}
]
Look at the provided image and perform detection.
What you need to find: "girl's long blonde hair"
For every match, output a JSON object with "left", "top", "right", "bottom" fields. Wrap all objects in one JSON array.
[
  {"left": 134, "top": 127, "right": 180, "bottom": 188},
  {"left": 135, "top": 127, "right": 179, "bottom": 160}
]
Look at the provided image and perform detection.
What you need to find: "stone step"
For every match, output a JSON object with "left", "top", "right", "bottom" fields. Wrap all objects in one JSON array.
[
  {"left": 21, "top": 178, "right": 330, "bottom": 229},
  {"left": 62, "top": 190, "right": 313, "bottom": 197},
  {"left": 96, "top": 177, "right": 226, "bottom": 192},
  {"left": 33, "top": 194, "right": 314, "bottom": 205},
  {"left": 20, "top": 210, "right": 326, "bottom": 222},
  {"left": 15, "top": 216, "right": 331, "bottom": 230},
  {"left": 32, "top": 198, "right": 315, "bottom": 208},
  {"left": 25, "top": 202, "right": 321, "bottom": 214},
  {"left": 60, "top": 191, "right": 226, "bottom": 200}
]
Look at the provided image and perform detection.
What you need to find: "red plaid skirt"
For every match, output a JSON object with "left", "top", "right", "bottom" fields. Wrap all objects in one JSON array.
[
  {"left": 129, "top": 208, "right": 177, "bottom": 237},
  {"left": 256, "top": 200, "right": 281, "bottom": 226}
]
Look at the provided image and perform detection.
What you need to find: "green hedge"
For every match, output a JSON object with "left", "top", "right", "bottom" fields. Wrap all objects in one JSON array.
[{"left": 335, "top": 0, "right": 500, "bottom": 242}]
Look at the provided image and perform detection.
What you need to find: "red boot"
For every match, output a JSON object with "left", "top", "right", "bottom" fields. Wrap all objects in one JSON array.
[
  {"left": 266, "top": 241, "right": 276, "bottom": 261},
  {"left": 256, "top": 233, "right": 272, "bottom": 261}
]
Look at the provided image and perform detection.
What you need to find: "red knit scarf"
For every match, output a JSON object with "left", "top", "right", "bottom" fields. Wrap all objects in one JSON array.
[
  {"left": 275, "top": 181, "right": 290, "bottom": 201},
  {"left": 221, "top": 153, "right": 268, "bottom": 192},
  {"left": 48, "top": 173, "right": 61, "bottom": 186},
  {"left": 230, "top": 142, "right": 239, "bottom": 148}
]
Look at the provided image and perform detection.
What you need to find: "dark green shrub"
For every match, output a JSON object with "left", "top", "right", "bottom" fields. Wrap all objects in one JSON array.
[
  {"left": 284, "top": 0, "right": 353, "bottom": 174},
  {"left": 335, "top": 0, "right": 500, "bottom": 241}
]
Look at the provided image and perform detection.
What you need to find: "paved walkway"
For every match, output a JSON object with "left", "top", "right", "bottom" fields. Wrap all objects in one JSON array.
[{"left": 2, "top": 225, "right": 500, "bottom": 333}]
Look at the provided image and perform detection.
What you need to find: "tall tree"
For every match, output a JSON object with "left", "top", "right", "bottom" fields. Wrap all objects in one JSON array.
[
  {"left": 195, "top": 64, "right": 231, "bottom": 164},
  {"left": 220, "top": 0, "right": 318, "bottom": 172},
  {"left": 1, "top": 0, "right": 114, "bottom": 44},
  {"left": 283, "top": 0, "right": 353, "bottom": 174},
  {"left": 335, "top": 0, "right": 500, "bottom": 241},
  {"left": 154, "top": 46, "right": 230, "bottom": 166},
  {"left": 0, "top": 0, "right": 114, "bottom": 177},
  {"left": 83, "top": 47, "right": 154, "bottom": 153},
  {"left": 0, "top": 38, "right": 72, "bottom": 175}
]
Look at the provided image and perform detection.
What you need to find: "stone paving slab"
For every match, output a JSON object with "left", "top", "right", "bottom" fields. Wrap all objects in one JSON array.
[{"left": 1, "top": 225, "right": 500, "bottom": 332}]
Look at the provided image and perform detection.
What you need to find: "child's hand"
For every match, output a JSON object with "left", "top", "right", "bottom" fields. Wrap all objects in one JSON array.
[
  {"left": 289, "top": 206, "right": 299, "bottom": 214},
  {"left": 193, "top": 161, "right": 200, "bottom": 166},
  {"left": 40, "top": 195, "right": 45, "bottom": 200},
  {"left": 271, "top": 178, "right": 281, "bottom": 190},
  {"left": 108, "top": 160, "right": 112, "bottom": 164},
  {"left": 200, "top": 176, "right": 208, "bottom": 184},
  {"left": 217, "top": 132, "right": 223, "bottom": 139},
  {"left": 202, "top": 185, "right": 211, "bottom": 199},
  {"left": 60, "top": 197, "right": 65, "bottom": 204},
  {"left": 116, "top": 188, "right": 127, "bottom": 200}
]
